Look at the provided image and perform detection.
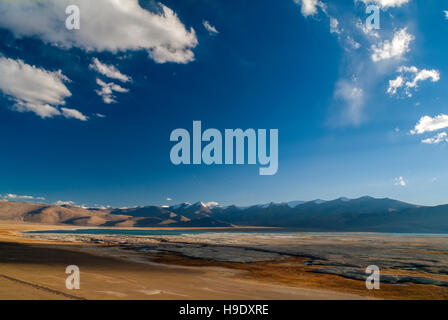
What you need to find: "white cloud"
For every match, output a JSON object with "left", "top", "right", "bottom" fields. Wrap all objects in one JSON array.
[
  {"left": 293, "top": 0, "right": 325, "bottom": 17},
  {"left": 346, "top": 36, "right": 361, "bottom": 49},
  {"left": 411, "top": 114, "right": 448, "bottom": 135},
  {"left": 0, "top": 57, "right": 72, "bottom": 118},
  {"left": 294, "top": 1, "right": 359, "bottom": 54},
  {"left": 371, "top": 28, "right": 414, "bottom": 62},
  {"left": 95, "top": 78, "right": 129, "bottom": 104},
  {"left": 61, "top": 107, "right": 88, "bottom": 121},
  {"left": 330, "top": 17, "right": 341, "bottom": 34},
  {"left": 394, "top": 176, "right": 407, "bottom": 187},
  {"left": 359, "top": 0, "right": 410, "bottom": 9},
  {"left": 55, "top": 200, "right": 75, "bottom": 206},
  {"left": 444, "top": 10, "right": 448, "bottom": 19},
  {"left": 202, "top": 20, "right": 219, "bottom": 35},
  {"left": 89, "top": 58, "right": 131, "bottom": 83},
  {"left": 0, "top": 0, "right": 198, "bottom": 64},
  {"left": 422, "top": 132, "right": 448, "bottom": 144},
  {"left": 388, "top": 66, "right": 440, "bottom": 97},
  {"left": 13, "top": 102, "right": 61, "bottom": 119},
  {"left": 95, "top": 113, "right": 106, "bottom": 118},
  {"left": 356, "top": 19, "right": 380, "bottom": 38},
  {"left": 335, "top": 81, "right": 365, "bottom": 125},
  {"left": 397, "top": 65, "right": 418, "bottom": 73},
  {"left": 94, "top": 205, "right": 111, "bottom": 210},
  {"left": 349, "top": 39, "right": 361, "bottom": 49},
  {"left": 166, "top": 197, "right": 173, "bottom": 201},
  {"left": 406, "top": 69, "right": 440, "bottom": 88},
  {"left": 2, "top": 193, "right": 45, "bottom": 201},
  {"left": 387, "top": 76, "right": 404, "bottom": 95}
]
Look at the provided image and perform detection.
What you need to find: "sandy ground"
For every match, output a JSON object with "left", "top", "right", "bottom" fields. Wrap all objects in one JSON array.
[
  {"left": 2, "top": 222, "right": 448, "bottom": 299},
  {"left": 0, "top": 222, "right": 368, "bottom": 300}
]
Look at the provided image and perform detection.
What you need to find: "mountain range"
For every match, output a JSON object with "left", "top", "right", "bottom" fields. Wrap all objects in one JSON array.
[{"left": 1, "top": 196, "right": 448, "bottom": 233}]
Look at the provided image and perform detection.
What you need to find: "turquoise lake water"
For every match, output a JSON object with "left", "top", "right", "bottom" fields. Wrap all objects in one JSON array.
[
  {"left": 27, "top": 228, "right": 448, "bottom": 237},
  {"left": 28, "top": 228, "right": 284, "bottom": 236}
]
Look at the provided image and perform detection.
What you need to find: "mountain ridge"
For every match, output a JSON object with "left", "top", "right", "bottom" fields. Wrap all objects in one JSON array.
[{"left": 1, "top": 196, "right": 446, "bottom": 232}]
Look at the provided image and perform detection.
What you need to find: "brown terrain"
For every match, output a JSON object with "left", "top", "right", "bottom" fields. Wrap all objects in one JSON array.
[
  {"left": 1, "top": 200, "right": 448, "bottom": 300},
  {"left": 0, "top": 200, "right": 229, "bottom": 227},
  {"left": 0, "top": 201, "right": 166, "bottom": 227},
  {"left": 0, "top": 222, "right": 367, "bottom": 300}
]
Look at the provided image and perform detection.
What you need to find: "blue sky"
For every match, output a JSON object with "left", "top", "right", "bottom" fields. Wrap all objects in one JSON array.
[{"left": 0, "top": 0, "right": 447, "bottom": 207}]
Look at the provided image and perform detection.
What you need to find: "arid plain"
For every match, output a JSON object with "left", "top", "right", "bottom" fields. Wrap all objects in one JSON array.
[{"left": 2, "top": 221, "right": 448, "bottom": 300}]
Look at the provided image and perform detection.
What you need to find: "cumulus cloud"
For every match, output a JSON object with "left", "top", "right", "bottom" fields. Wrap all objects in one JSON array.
[
  {"left": 0, "top": 0, "right": 198, "bottom": 64},
  {"left": 0, "top": 57, "right": 88, "bottom": 120},
  {"left": 293, "top": 0, "right": 326, "bottom": 17},
  {"left": 411, "top": 114, "right": 448, "bottom": 135},
  {"left": 89, "top": 58, "right": 131, "bottom": 83},
  {"left": 371, "top": 28, "right": 414, "bottom": 62},
  {"left": 0, "top": 57, "right": 71, "bottom": 116},
  {"left": 2, "top": 193, "right": 45, "bottom": 201},
  {"left": 406, "top": 68, "right": 440, "bottom": 88},
  {"left": 387, "top": 76, "right": 404, "bottom": 95},
  {"left": 95, "top": 113, "right": 106, "bottom": 118},
  {"left": 397, "top": 65, "right": 418, "bottom": 73},
  {"left": 422, "top": 132, "right": 448, "bottom": 144},
  {"left": 61, "top": 107, "right": 88, "bottom": 121},
  {"left": 444, "top": 10, "right": 448, "bottom": 19},
  {"left": 394, "top": 176, "right": 407, "bottom": 187},
  {"left": 202, "top": 20, "right": 219, "bottom": 35},
  {"left": 166, "top": 197, "right": 173, "bottom": 201},
  {"left": 387, "top": 66, "right": 440, "bottom": 97},
  {"left": 95, "top": 78, "right": 129, "bottom": 104},
  {"left": 359, "top": 0, "right": 410, "bottom": 9}
]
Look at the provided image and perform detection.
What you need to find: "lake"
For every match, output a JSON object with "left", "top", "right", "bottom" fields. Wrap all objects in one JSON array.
[{"left": 26, "top": 228, "right": 448, "bottom": 237}]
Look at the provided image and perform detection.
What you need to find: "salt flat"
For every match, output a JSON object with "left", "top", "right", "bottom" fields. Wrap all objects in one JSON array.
[{"left": 2, "top": 222, "right": 448, "bottom": 299}]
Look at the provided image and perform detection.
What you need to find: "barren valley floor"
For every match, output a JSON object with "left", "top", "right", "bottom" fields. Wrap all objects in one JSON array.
[{"left": 1, "top": 222, "right": 448, "bottom": 299}]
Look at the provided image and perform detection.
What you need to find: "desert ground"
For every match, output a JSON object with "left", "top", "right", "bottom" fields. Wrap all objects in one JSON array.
[{"left": 1, "top": 222, "right": 448, "bottom": 300}]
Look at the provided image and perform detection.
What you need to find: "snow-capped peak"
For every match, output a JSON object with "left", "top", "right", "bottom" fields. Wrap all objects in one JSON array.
[
  {"left": 171, "top": 202, "right": 191, "bottom": 210},
  {"left": 287, "top": 201, "right": 305, "bottom": 208}
]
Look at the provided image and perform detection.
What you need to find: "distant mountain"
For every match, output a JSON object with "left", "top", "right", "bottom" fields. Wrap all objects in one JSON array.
[
  {"left": 168, "top": 201, "right": 213, "bottom": 219},
  {"left": 0, "top": 201, "right": 231, "bottom": 228},
  {"left": 110, "top": 203, "right": 230, "bottom": 227},
  {"left": 345, "top": 204, "right": 448, "bottom": 233},
  {"left": 0, "top": 201, "right": 127, "bottom": 226},
  {"left": 209, "top": 196, "right": 420, "bottom": 230},
  {"left": 2, "top": 196, "right": 448, "bottom": 233},
  {"left": 287, "top": 201, "right": 306, "bottom": 208}
]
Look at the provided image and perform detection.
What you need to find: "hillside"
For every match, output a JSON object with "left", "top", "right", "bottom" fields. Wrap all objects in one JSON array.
[
  {"left": 208, "top": 196, "right": 419, "bottom": 230},
  {"left": 2, "top": 197, "right": 448, "bottom": 233},
  {"left": 0, "top": 201, "right": 231, "bottom": 228}
]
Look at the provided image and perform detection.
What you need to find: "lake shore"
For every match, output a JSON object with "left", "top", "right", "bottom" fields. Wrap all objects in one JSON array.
[{"left": 1, "top": 222, "right": 448, "bottom": 299}]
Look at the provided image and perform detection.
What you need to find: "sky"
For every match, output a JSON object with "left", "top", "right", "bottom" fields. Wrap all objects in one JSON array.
[{"left": 0, "top": 0, "right": 447, "bottom": 208}]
